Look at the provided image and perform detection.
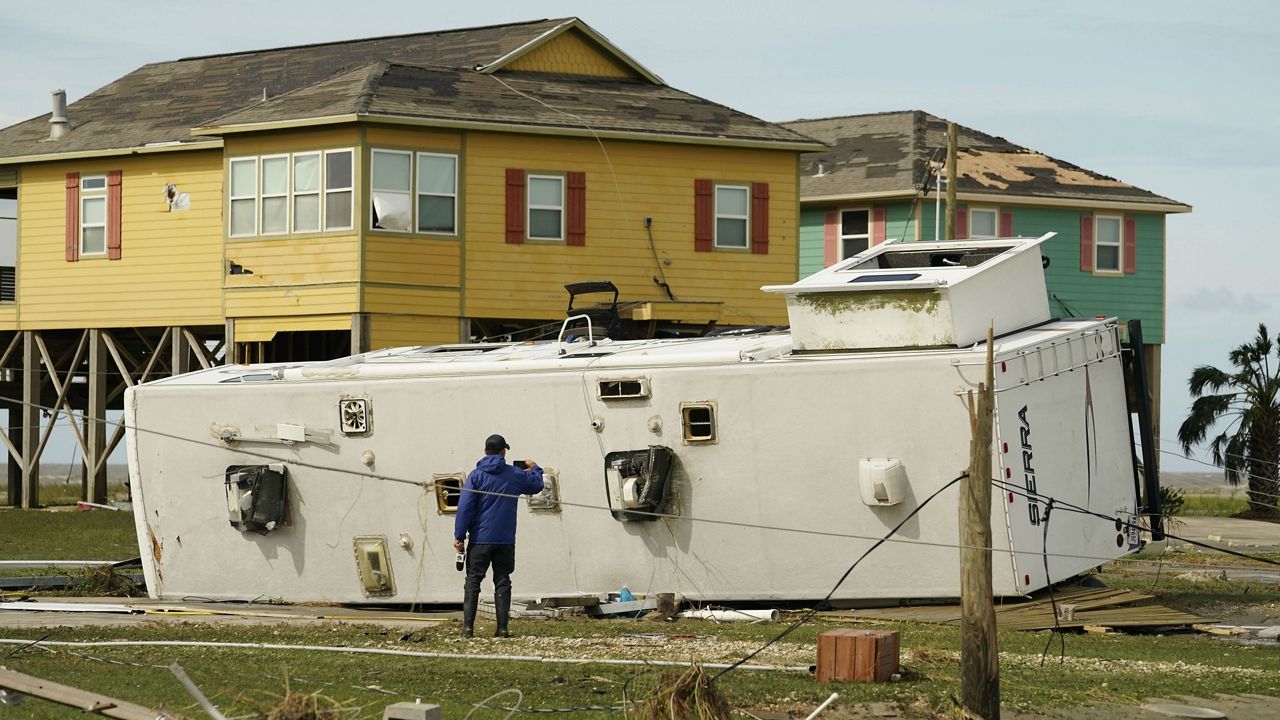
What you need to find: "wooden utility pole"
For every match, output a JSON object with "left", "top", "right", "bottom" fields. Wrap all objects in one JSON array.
[
  {"left": 961, "top": 326, "right": 999, "bottom": 719},
  {"left": 944, "top": 122, "right": 958, "bottom": 240}
]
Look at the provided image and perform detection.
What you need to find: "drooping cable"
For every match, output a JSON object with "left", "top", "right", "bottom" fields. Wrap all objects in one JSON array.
[{"left": 709, "top": 472, "right": 967, "bottom": 683}]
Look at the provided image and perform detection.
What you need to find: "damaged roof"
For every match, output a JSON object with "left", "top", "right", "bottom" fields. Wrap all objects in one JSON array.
[
  {"left": 783, "top": 110, "right": 1188, "bottom": 210},
  {"left": 0, "top": 17, "right": 819, "bottom": 162},
  {"left": 194, "top": 62, "right": 813, "bottom": 146}
]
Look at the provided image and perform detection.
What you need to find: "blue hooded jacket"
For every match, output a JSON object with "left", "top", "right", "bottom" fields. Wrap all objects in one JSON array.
[{"left": 454, "top": 454, "right": 545, "bottom": 545}]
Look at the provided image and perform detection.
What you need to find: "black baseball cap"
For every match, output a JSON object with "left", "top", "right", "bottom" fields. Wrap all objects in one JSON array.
[{"left": 484, "top": 434, "right": 510, "bottom": 454}]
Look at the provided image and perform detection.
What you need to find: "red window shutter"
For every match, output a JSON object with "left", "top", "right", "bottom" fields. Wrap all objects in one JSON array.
[
  {"left": 107, "top": 170, "right": 123, "bottom": 260},
  {"left": 999, "top": 211, "right": 1014, "bottom": 237},
  {"left": 871, "top": 207, "right": 887, "bottom": 245},
  {"left": 1079, "top": 214, "right": 1094, "bottom": 271},
  {"left": 1123, "top": 217, "right": 1137, "bottom": 274},
  {"left": 694, "top": 179, "right": 713, "bottom": 252},
  {"left": 64, "top": 172, "right": 80, "bottom": 262},
  {"left": 750, "top": 182, "right": 769, "bottom": 254},
  {"left": 823, "top": 210, "right": 838, "bottom": 266},
  {"left": 505, "top": 169, "right": 526, "bottom": 244},
  {"left": 953, "top": 208, "right": 968, "bottom": 240},
  {"left": 566, "top": 171, "right": 586, "bottom": 246}
]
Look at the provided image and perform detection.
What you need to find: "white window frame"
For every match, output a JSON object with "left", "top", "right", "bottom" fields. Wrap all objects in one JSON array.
[
  {"left": 714, "top": 184, "right": 750, "bottom": 249},
  {"left": 969, "top": 207, "right": 999, "bottom": 239},
  {"left": 258, "top": 154, "right": 290, "bottom": 236},
  {"left": 323, "top": 148, "right": 355, "bottom": 232},
  {"left": 1094, "top": 214, "right": 1123, "bottom": 274},
  {"left": 527, "top": 173, "right": 565, "bottom": 241},
  {"left": 228, "top": 158, "right": 258, "bottom": 238},
  {"left": 370, "top": 149, "right": 413, "bottom": 234},
  {"left": 290, "top": 152, "right": 322, "bottom": 235},
  {"left": 416, "top": 151, "right": 458, "bottom": 235},
  {"left": 79, "top": 174, "right": 107, "bottom": 256},
  {"left": 838, "top": 207, "right": 870, "bottom": 260}
]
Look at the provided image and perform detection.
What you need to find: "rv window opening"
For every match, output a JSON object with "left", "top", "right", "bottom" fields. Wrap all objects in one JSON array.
[
  {"left": 434, "top": 475, "right": 463, "bottom": 513},
  {"left": 845, "top": 245, "right": 1014, "bottom": 271},
  {"left": 419, "top": 344, "right": 505, "bottom": 354},
  {"left": 599, "top": 379, "right": 649, "bottom": 400},
  {"left": 219, "top": 373, "right": 278, "bottom": 383},
  {"left": 681, "top": 403, "right": 716, "bottom": 443}
]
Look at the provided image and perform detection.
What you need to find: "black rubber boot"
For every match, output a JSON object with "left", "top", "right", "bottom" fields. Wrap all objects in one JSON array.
[
  {"left": 494, "top": 588, "right": 511, "bottom": 638},
  {"left": 461, "top": 586, "right": 477, "bottom": 638}
]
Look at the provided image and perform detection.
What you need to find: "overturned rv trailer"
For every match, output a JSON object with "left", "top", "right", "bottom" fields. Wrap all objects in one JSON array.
[{"left": 126, "top": 234, "right": 1145, "bottom": 604}]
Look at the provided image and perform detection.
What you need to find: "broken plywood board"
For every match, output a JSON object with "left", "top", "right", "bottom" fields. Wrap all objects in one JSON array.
[
  {"left": 830, "top": 586, "right": 1210, "bottom": 632},
  {"left": 0, "top": 666, "right": 179, "bottom": 719}
]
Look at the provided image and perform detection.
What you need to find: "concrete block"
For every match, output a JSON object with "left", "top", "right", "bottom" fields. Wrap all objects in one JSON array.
[{"left": 384, "top": 701, "right": 442, "bottom": 720}]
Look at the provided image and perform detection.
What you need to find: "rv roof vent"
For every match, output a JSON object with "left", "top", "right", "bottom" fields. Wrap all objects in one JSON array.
[{"left": 598, "top": 378, "right": 649, "bottom": 400}]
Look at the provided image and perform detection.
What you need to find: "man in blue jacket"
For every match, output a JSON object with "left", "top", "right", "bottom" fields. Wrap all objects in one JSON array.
[{"left": 453, "top": 433, "right": 544, "bottom": 637}]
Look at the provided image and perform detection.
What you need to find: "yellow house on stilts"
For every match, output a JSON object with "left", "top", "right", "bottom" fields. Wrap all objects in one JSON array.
[{"left": 0, "top": 18, "right": 822, "bottom": 507}]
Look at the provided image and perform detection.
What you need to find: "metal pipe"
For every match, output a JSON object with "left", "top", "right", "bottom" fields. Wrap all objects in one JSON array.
[
  {"left": 48, "top": 90, "right": 69, "bottom": 140},
  {"left": 677, "top": 609, "right": 779, "bottom": 622},
  {"left": 804, "top": 692, "right": 840, "bottom": 720}
]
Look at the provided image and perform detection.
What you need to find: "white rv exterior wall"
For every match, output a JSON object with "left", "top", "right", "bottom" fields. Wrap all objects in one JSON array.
[{"left": 125, "top": 321, "right": 1136, "bottom": 605}]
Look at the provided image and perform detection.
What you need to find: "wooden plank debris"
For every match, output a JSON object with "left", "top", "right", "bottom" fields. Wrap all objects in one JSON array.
[
  {"left": 0, "top": 666, "right": 179, "bottom": 719},
  {"left": 829, "top": 586, "right": 1211, "bottom": 632}
]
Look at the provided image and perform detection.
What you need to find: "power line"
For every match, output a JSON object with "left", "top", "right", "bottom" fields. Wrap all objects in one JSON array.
[{"left": 0, "top": 393, "right": 1276, "bottom": 573}]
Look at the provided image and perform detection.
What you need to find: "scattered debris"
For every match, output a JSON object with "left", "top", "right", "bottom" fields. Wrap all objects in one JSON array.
[
  {"left": 630, "top": 663, "right": 731, "bottom": 720},
  {"left": 0, "top": 665, "right": 176, "bottom": 720},
  {"left": 478, "top": 600, "right": 557, "bottom": 620},
  {"left": 677, "top": 609, "right": 779, "bottom": 623},
  {"left": 587, "top": 598, "right": 658, "bottom": 618},
  {"left": 1139, "top": 701, "right": 1227, "bottom": 719},
  {"left": 831, "top": 586, "right": 1211, "bottom": 632},
  {"left": 0, "top": 570, "right": 145, "bottom": 593}
]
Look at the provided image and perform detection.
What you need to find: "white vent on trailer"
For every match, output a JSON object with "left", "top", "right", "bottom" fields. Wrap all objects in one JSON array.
[
  {"left": 858, "top": 458, "right": 907, "bottom": 506},
  {"left": 339, "top": 396, "right": 371, "bottom": 434}
]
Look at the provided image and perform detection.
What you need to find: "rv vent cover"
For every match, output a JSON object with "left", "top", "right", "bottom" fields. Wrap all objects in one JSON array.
[
  {"left": 339, "top": 396, "right": 371, "bottom": 435},
  {"left": 598, "top": 378, "right": 649, "bottom": 400}
]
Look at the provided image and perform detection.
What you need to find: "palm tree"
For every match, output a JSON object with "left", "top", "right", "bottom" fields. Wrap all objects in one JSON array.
[{"left": 1178, "top": 323, "right": 1280, "bottom": 515}]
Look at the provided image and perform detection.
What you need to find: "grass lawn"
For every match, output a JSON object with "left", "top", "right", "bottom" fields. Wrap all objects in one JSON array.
[
  {"left": 1, "top": 511, "right": 1277, "bottom": 718},
  {"left": 0, "top": 508, "right": 139, "bottom": 563},
  {"left": 1178, "top": 491, "right": 1249, "bottom": 517},
  {"left": 0, "top": 614, "right": 1278, "bottom": 720}
]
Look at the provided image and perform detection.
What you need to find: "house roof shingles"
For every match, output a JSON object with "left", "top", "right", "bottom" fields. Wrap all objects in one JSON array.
[
  {"left": 783, "top": 110, "right": 1187, "bottom": 209},
  {"left": 0, "top": 18, "right": 817, "bottom": 162},
  {"left": 200, "top": 62, "right": 810, "bottom": 145}
]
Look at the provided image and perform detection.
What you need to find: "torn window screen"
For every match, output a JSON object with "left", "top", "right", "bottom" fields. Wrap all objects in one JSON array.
[
  {"left": 372, "top": 150, "right": 412, "bottom": 231},
  {"left": 372, "top": 193, "right": 412, "bottom": 232}
]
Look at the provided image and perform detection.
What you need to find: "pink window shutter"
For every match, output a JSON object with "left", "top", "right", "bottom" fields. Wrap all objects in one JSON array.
[
  {"left": 823, "top": 210, "right": 837, "bottom": 266},
  {"left": 1079, "top": 214, "right": 1094, "bottom": 272},
  {"left": 871, "top": 207, "right": 887, "bottom": 245},
  {"left": 953, "top": 208, "right": 968, "bottom": 240},
  {"left": 1123, "top": 217, "right": 1137, "bottom": 274},
  {"left": 999, "top": 211, "right": 1014, "bottom": 237}
]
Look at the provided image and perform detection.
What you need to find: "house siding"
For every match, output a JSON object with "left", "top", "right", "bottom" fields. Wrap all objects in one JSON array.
[
  {"left": 798, "top": 207, "right": 826, "bottom": 277},
  {"left": 10, "top": 150, "right": 225, "bottom": 330},
  {"left": 1018, "top": 206, "right": 1165, "bottom": 343},
  {"left": 503, "top": 29, "right": 638, "bottom": 78},
  {"left": 462, "top": 132, "right": 797, "bottom": 326}
]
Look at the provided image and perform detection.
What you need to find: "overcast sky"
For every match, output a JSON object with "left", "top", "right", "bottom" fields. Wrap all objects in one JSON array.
[{"left": 1, "top": 1, "right": 1275, "bottom": 473}]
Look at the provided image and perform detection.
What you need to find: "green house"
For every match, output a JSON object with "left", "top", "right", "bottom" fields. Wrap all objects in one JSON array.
[{"left": 783, "top": 110, "right": 1190, "bottom": 424}]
